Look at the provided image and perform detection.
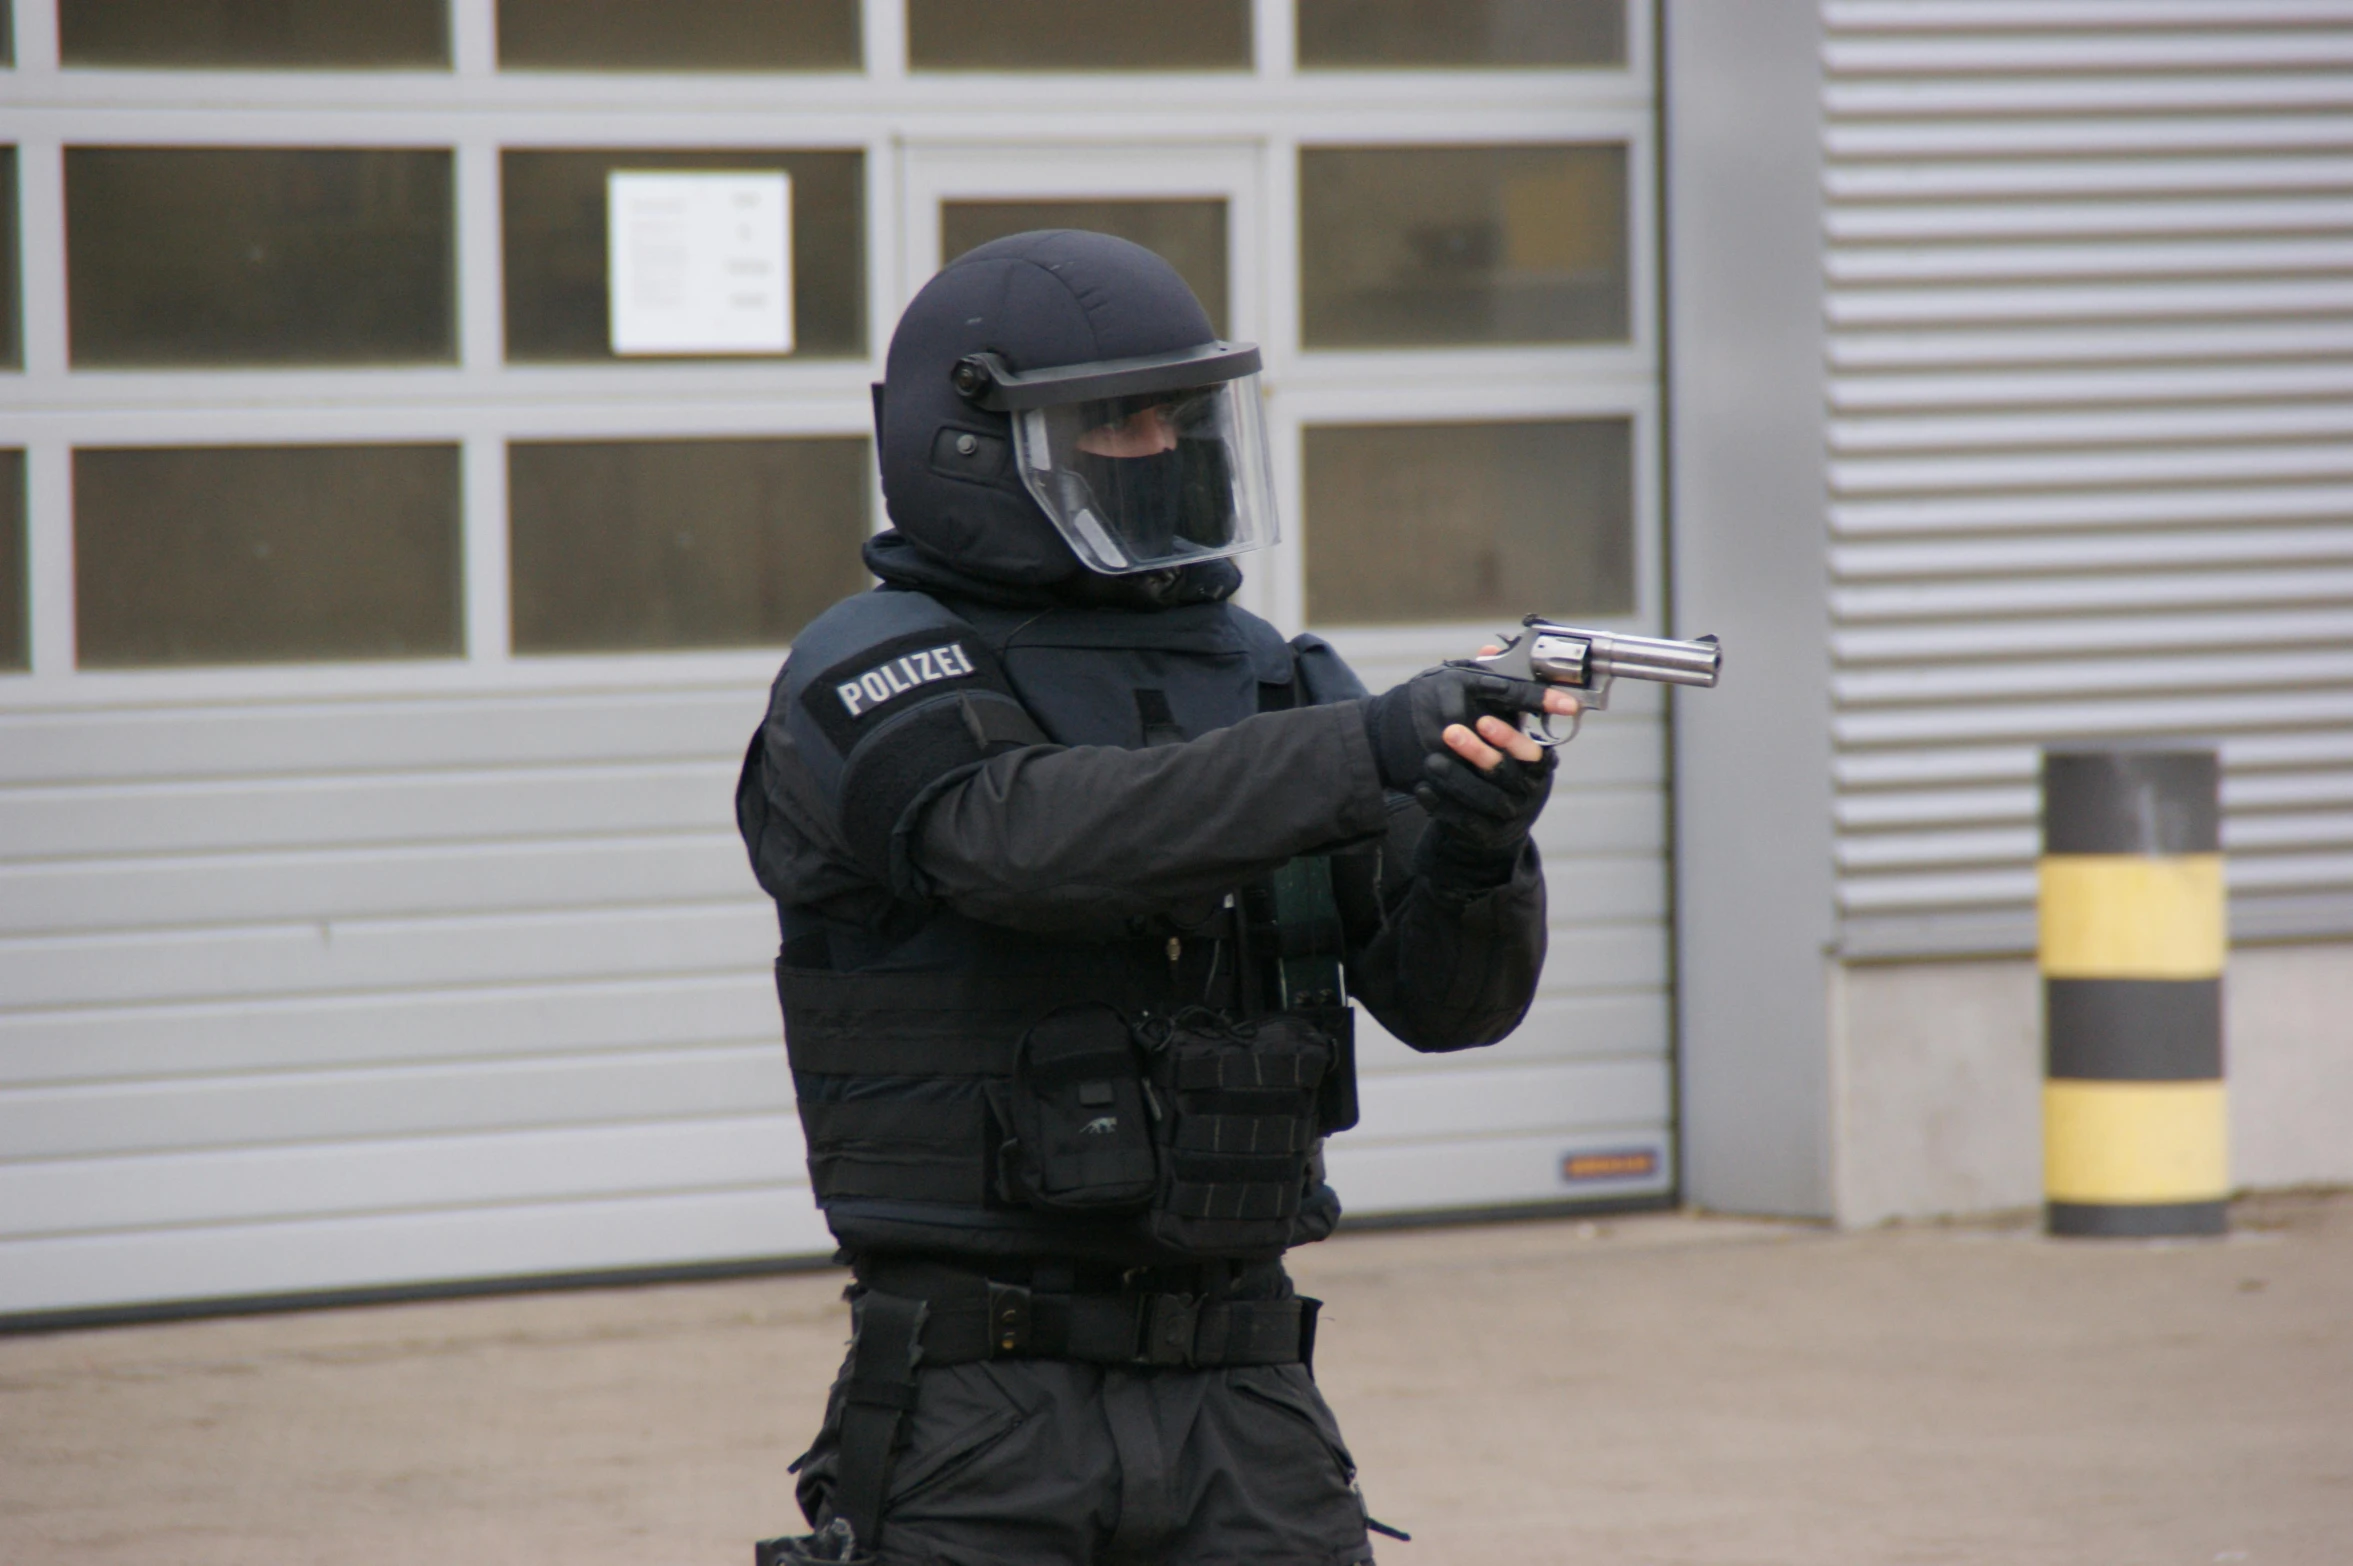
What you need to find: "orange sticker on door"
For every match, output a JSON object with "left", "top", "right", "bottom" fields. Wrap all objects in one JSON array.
[{"left": 1560, "top": 1148, "right": 1660, "bottom": 1183}]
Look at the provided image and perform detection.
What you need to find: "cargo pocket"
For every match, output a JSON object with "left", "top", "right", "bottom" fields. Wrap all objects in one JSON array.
[
  {"left": 883, "top": 1365, "right": 1034, "bottom": 1509},
  {"left": 1224, "top": 1365, "right": 1385, "bottom": 1561},
  {"left": 773, "top": 1364, "right": 1034, "bottom": 1563},
  {"left": 992, "top": 1003, "right": 1158, "bottom": 1211},
  {"left": 1231, "top": 1364, "right": 1358, "bottom": 1488}
]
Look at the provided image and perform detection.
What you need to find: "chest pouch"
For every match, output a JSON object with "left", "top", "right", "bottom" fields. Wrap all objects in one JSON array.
[
  {"left": 992, "top": 1003, "right": 1159, "bottom": 1212},
  {"left": 1141, "top": 1011, "right": 1334, "bottom": 1258}
]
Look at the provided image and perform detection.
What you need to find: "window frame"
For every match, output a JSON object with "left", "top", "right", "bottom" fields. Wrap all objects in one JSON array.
[{"left": 0, "top": 0, "right": 1658, "bottom": 702}]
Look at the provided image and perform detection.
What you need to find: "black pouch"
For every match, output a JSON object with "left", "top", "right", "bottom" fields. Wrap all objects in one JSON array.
[
  {"left": 1143, "top": 1012, "right": 1333, "bottom": 1257},
  {"left": 991, "top": 1003, "right": 1159, "bottom": 1211}
]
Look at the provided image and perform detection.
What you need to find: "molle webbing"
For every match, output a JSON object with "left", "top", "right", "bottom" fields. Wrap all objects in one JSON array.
[
  {"left": 778, "top": 959, "right": 1165, "bottom": 1208},
  {"left": 1147, "top": 1016, "right": 1330, "bottom": 1243},
  {"left": 775, "top": 866, "right": 1353, "bottom": 1252}
]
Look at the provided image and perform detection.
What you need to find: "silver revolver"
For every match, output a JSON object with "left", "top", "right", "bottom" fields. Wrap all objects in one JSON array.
[{"left": 1453, "top": 617, "right": 1723, "bottom": 745}]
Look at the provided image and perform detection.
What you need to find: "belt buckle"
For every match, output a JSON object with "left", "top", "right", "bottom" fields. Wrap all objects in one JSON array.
[
  {"left": 1138, "top": 1293, "right": 1199, "bottom": 1366},
  {"left": 987, "top": 1281, "right": 1032, "bottom": 1356}
]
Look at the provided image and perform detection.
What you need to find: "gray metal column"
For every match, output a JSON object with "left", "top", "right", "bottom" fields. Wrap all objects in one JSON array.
[{"left": 1662, "top": 1, "right": 1836, "bottom": 1217}]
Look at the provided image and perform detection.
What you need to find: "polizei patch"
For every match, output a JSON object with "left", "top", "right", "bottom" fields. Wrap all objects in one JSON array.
[
  {"left": 836, "top": 642, "right": 977, "bottom": 717},
  {"left": 798, "top": 626, "right": 1025, "bottom": 762}
]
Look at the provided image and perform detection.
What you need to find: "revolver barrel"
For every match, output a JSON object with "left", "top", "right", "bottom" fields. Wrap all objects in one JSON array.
[
  {"left": 1524, "top": 620, "right": 1723, "bottom": 693},
  {"left": 1462, "top": 617, "right": 1722, "bottom": 744}
]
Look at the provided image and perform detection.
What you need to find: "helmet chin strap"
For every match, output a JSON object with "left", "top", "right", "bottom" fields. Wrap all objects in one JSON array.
[
  {"left": 1050, "top": 562, "right": 1237, "bottom": 610},
  {"left": 1050, "top": 566, "right": 1183, "bottom": 608}
]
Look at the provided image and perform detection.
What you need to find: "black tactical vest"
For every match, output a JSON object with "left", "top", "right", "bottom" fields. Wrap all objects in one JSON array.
[{"left": 756, "top": 586, "right": 1368, "bottom": 1263}]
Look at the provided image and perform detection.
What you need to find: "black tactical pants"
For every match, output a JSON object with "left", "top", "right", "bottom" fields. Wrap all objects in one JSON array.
[{"left": 789, "top": 1355, "right": 1378, "bottom": 1566}]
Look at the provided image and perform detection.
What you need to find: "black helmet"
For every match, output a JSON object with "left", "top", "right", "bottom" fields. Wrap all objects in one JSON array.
[{"left": 876, "top": 230, "right": 1278, "bottom": 587}]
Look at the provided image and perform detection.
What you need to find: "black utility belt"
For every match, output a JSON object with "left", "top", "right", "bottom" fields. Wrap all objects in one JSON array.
[{"left": 854, "top": 1274, "right": 1315, "bottom": 1370}]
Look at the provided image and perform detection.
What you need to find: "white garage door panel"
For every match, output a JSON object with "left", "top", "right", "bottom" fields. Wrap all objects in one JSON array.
[
  {"left": 0, "top": 1043, "right": 793, "bottom": 1161},
  {"left": 0, "top": 760, "right": 740, "bottom": 860},
  {"left": 1528, "top": 784, "right": 1666, "bottom": 857},
  {"left": 1535, "top": 854, "right": 1667, "bottom": 922},
  {"left": 0, "top": 973, "right": 780, "bottom": 1087},
  {"left": 0, "top": 685, "right": 766, "bottom": 786},
  {"left": 1353, "top": 992, "right": 1670, "bottom": 1076},
  {"left": 0, "top": 832, "right": 754, "bottom": 936},
  {"left": 1512, "top": 992, "right": 1670, "bottom": 1058},
  {"left": 1353, "top": 1057, "right": 1669, "bottom": 1145},
  {"left": 1537, "top": 922, "right": 1671, "bottom": 994},
  {"left": 1325, "top": 1131, "right": 1675, "bottom": 1219},
  {"left": 0, "top": 1185, "right": 835, "bottom": 1321},
  {"left": 0, "top": 900, "right": 776, "bottom": 1010},
  {"left": 2, "top": 45, "right": 1665, "bottom": 1316},
  {"left": 1, "top": 1114, "right": 806, "bottom": 1241}
]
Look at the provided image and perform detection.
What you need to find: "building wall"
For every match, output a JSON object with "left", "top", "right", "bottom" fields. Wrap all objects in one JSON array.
[
  {"left": 1672, "top": 0, "right": 2353, "bottom": 1224},
  {"left": 1822, "top": 3, "right": 2353, "bottom": 957},
  {"left": 1829, "top": 956, "right": 2041, "bottom": 1226},
  {"left": 1830, "top": 941, "right": 2353, "bottom": 1227},
  {"left": 1815, "top": 1, "right": 2353, "bottom": 1223},
  {"left": 1663, "top": 0, "right": 1837, "bottom": 1219},
  {"left": 2225, "top": 942, "right": 2353, "bottom": 1192}
]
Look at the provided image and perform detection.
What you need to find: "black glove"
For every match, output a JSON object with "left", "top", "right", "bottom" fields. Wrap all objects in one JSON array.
[
  {"left": 1414, "top": 744, "right": 1555, "bottom": 900},
  {"left": 1360, "top": 665, "right": 1548, "bottom": 794}
]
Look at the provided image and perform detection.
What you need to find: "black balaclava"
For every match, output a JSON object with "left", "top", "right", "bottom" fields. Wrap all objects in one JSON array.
[{"left": 870, "top": 230, "right": 1243, "bottom": 608}]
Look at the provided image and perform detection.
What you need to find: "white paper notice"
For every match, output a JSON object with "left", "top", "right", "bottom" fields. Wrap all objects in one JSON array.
[{"left": 607, "top": 171, "right": 793, "bottom": 355}]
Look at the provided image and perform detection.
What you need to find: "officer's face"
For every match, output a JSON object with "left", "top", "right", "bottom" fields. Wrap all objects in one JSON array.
[{"left": 1075, "top": 403, "right": 1180, "bottom": 459}]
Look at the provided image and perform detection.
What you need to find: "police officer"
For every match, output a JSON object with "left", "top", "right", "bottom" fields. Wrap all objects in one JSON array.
[{"left": 737, "top": 230, "right": 1574, "bottom": 1566}]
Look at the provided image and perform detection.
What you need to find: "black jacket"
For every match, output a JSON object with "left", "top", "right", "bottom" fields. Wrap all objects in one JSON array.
[
  {"left": 742, "top": 532, "right": 1548, "bottom": 1049},
  {"left": 736, "top": 531, "right": 1548, "bottom": 1261}
]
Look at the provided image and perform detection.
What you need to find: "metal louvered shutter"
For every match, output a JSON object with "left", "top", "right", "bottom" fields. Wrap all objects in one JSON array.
[{"left": 1824, "top": 0, "right": 2353, "bottom": 959}]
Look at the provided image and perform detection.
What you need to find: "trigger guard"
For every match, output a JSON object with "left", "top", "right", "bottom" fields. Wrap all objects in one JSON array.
[{"left": 1524, "top": 709, "right": 1582, "bottom": 748}]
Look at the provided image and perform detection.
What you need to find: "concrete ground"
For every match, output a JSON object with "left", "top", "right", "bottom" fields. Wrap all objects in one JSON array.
[{"left": 2, "top": 1192, "right": 2345, "bottom": 1566}]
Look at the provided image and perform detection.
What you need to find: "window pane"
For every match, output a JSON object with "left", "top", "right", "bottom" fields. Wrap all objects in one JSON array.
[
  {"left": 74, "top": 445, "right": 461, "bottom": 667},
  {"left": 60, "top": 0, "right": 447, "bottom": 68},
  {"left": 1298, "top": 0, "right": 1624, "bottom": 69},
  {"left": 1300, "top": 145, "right": 1627, "bottom": 348},
  {"left": 1304, "top": 420, "right": 1632, "bottom": 626},
  {"left": 909, "top": 0, "right": 1250, "bottom": 70},
  {"left": 940, "top": 200, "right": 1229, "bottom": 338},
  {"left": 0, "top": 451, "right": 23, "bottom": 672},
  {"left": 1, "top": 149, "right": 18, "bottom": 370},
  {"left": 498, "top": 0, "right": 858, "bottom": 70},
  {"left": 502, "top": 150, "right": 864, "bottom": 362},
  {"left": 510, "top": 438, "right": 870, "bottom": 653},
  {"left": 66, "top": 148, "right": 455, "bottom": 368}
]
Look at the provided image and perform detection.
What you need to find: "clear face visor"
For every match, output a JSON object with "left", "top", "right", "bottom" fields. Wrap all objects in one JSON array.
[{"left": 1010, "top": 375, "right": 1279, "bottom": 576}]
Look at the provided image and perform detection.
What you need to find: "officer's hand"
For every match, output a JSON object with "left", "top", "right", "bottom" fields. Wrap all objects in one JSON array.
[
  {"left": 1395, "top": 648, "right": 1565, "bottom": 898},
  {"left": 1414, "top": 731, "right": 1554, "bottom": 883},
  {"left": 1362, "top": 664, "right": 1565, "bottom": 794},
  {"left": 1443, "top": 648, "right": 1579, "bottom": 773}
]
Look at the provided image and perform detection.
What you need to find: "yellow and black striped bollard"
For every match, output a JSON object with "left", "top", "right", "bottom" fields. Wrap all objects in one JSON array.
[{"left": 2040, "top": 750, "right": 2228, "bottom": 1238}]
